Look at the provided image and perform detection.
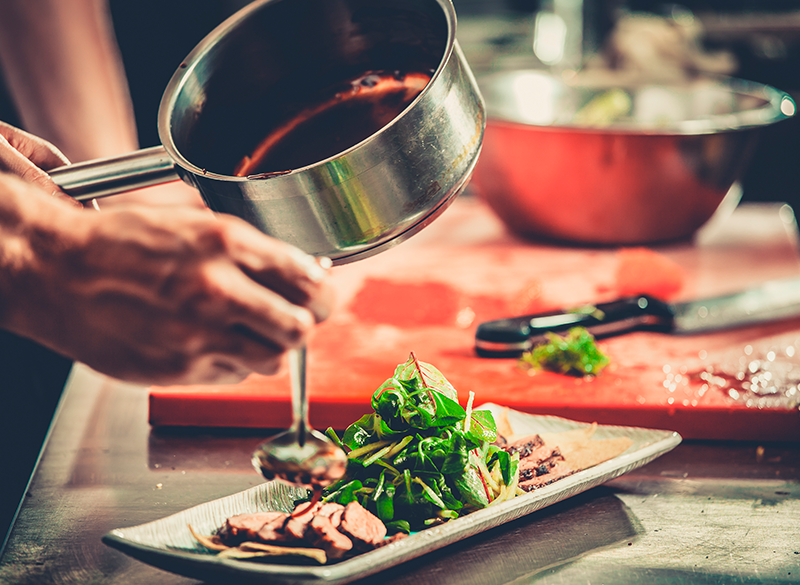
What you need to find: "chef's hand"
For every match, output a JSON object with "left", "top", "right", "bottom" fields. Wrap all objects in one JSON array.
[
  {"left": 0, "top": 120, "right": 79, "bottom": 206},
  {"left": 0, "top": 173, "right": 335, "bottom": 386},
  {"left": 1, "top": 119, "right": 205, "bottom": 210},
  {"left": 96, "top": 181, "right": 208, "bottom": 210}
]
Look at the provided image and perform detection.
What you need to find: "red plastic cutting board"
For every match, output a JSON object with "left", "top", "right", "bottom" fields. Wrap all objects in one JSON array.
[{"left": 149, "top": 197, "right": 800, "bottom": 441}]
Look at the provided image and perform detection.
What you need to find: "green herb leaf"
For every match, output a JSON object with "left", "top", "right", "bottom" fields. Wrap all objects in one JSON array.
[
  {"left": 323, "top": 479, "right": 364, "bottom": 505},
  {"left": 394, "top": 353, "right": 458, "bottom": 402},
  {"left": 372, "top": 354, "right": 466, "bottom": 432},
  {"left": 519, "top": 327, "right": 610, "bottom": 376},
  {"left": 465, "top": 409, "right": 498, "bottom": 444}
]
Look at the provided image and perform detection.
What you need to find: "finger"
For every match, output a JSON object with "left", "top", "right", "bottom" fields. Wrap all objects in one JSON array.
[
  {"left": 204, "top": 339, "right": 287, "bottom": 381},
  {"left": 187, "top": 261, "right": 317, "bottom": 352},
  {"left": 172, "top": 321, "right": 292, "bottom": 383},
  {"left": 0, "top": 121, "right": 70, "bottom": 170},
  {"left": 189, "top": 353, "right": 283, "bottom": 386},
  {"left": 225, "top": 275, "right": 318, "bottom": 350},
  {"left": 218, "top": 216, "right": 335, "bottom": 320},
  {"left": 0, "top": 123, "right": 78, "bottom": 206}
]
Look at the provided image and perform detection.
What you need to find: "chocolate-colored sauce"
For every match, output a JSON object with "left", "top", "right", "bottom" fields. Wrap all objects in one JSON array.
[{"left": 235, "top": 70, "right": 431, "bottom": 176}]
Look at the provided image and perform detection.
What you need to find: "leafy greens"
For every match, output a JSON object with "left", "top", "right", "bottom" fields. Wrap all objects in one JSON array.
[
  {"left": 519, "top": 326, "right": 610, "bottom": 376},
  {"left": 321, "top": 353, "right": 519, "bottom": 532}
]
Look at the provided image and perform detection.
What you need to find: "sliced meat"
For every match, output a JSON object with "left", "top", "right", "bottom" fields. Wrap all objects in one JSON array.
[
  {"left": 517, "top": 446, "right": 564, "bottom": 473},
  {"left": 306, "top": 514, "right": 354, "bottom": 560},
  {"left": 518, "top": 463, "right": 575, "bottom": 490},
  {"left": 506, "top": 434, "right": 545, "bottom": 459},
  {"left": 518, "top": 449, "right": 575, "bottom": 491},
  {"left": 316, "top": 502, "right": 345, "bottom": 519},
  {"left": 284, "top": 501, "right": 322, "bottom": 541},
  {"left": 255, "top": 512, "right": 292, "bottom": 543},
  {"left": 217, "top": 511, "right": 286, "bottom": 545},
  {"left": 328, "top": 506, "right": 344, "bottom": 529},
  {"left": 338, "top": 501, "right": 387, "bottom": 551},
  {"left": 506, "top": 435, "right": 578, "bottom": 492},
  {"left": 315, "top": 502, "right": 345, "bottom": 529}
]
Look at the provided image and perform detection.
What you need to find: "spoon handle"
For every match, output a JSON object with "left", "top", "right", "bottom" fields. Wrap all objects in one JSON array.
[{"left": 289, "top": 346, "right": 309, "bottom": 446}]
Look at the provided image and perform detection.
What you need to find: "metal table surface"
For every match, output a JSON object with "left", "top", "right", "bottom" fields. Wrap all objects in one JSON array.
[{"left": 0, "top": 364, "right": 797, "bottom": 585}]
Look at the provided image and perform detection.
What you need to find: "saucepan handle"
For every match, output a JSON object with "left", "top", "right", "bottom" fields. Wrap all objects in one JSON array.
[{"left": 48, "top": 145, "right": 182, "bottom": 201}]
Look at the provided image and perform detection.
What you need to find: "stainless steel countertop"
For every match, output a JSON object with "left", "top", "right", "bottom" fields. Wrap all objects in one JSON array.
[{"left": 0, "top": 364, "right": 797, "bottom": 585}]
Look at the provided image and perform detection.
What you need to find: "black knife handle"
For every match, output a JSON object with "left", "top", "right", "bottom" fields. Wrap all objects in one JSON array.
[{"left": 474, "top": 296, "right": 675, "bottom": 358}]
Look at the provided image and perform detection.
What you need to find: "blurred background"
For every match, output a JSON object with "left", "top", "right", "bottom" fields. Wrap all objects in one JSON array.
[
  {"left": 0, "top": 0, "right": 797, "bottom": 211},
  {"left": 454, "top": 0, "right": 800, "bottom": 215}
]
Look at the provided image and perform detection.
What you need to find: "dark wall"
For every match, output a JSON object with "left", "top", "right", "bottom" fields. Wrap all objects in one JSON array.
[{"left": 108, "top": 0, "right": 245, "bottom": 148}]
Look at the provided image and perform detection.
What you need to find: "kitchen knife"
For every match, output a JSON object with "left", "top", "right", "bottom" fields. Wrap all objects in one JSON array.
[{"left": 475, "top": 276, "right": 800, "bottom": 358}]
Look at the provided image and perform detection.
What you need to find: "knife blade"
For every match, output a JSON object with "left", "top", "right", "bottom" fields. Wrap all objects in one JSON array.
[{"left": 475, "top": 276, "right": 800, "bottom": 358}]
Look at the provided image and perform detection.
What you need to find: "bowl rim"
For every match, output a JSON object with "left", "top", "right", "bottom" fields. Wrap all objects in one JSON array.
[{"left": 479, "top": 70, "right": 796, "bottom": 136}]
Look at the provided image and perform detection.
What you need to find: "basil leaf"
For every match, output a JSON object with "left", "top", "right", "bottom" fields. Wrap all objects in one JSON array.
[
  {"left": 449, "top": 463, "right": 489, "bottom": 508},
  {"left": 371, "top": 470, "right": 395, "bottom": 521},
  {"left": 487, "top": 446, "right": 512, "bottom": 484},
  {"left": 342, "top": 414, "right": 376, "bottom": 450},
  {"left": 424, "top": 390, "right": 466, "bottom": 428},
  {"left": 440, "top": 432, "right": 469, "bottom": 475},
  {"left": 385, "top": 520, "right": 411, "bottom": 534},
  {"left": 372, "top": 384, "right": 406, "bottom": 426},
  {"left": 324, "top": 479, "right": 363, "bottom": 505}
]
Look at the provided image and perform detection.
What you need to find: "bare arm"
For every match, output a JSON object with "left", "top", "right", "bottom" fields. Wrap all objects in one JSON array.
[
  {"left": 0, "top": 0, "right": 204, "bottom": 207},
  {"left": 0, "top": 0, "right": 137, "bottom": 162},
  {"left": 0, "top": 123, "right": 335, "bottom": 385},
  {"left": 0, "top": 175, "right": 335, "bottom": 385}
]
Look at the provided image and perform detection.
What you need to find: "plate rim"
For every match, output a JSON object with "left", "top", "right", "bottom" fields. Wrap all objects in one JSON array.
[{"left": 103, "top": 406, "right": 683, "bottom": 583}]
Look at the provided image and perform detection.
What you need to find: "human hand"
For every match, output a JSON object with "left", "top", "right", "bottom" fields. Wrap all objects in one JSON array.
[
  {"left": 94, "top": 178, "right": 209, "bottom": 210},
  {"left": 0, "top": 176, "right": 335, "bottom": 386},
  {"left": 0, "top": 120, "right": 79, "bottom": 206}
]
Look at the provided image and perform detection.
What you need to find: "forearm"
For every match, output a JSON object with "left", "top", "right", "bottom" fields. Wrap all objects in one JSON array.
[
  {"left": 0, "top": 0, "right": 139, "bottom": 162},
  {"left": 0, "top": 173, "right": 82, "bottom": 336}
]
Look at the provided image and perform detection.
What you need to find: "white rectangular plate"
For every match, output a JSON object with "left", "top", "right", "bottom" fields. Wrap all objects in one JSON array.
[{"left": 103, "top": 405, "right": 681, "bottom": 584}]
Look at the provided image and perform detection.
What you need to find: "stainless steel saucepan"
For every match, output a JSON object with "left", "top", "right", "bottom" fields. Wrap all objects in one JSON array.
[{"left": 48, "top": 0, "right": 485, "bottom": 265}]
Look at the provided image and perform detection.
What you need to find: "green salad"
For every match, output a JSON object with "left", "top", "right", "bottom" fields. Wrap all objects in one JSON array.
[{"left": 320, "top": 354, "right": 520, "bottom": 533}]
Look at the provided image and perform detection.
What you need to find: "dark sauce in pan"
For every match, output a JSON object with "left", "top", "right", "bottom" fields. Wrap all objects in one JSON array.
[{"left": 235, "top": 70, "right": 431, "bottom": 177}]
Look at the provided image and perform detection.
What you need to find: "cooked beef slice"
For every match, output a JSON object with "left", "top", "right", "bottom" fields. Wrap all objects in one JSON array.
[
  {"left": 518, "top": 448, "right": 575, "bottom": 491},
  {"left": 518, "top": 462, "right": 575, "bottom": 490},
  {"left": 255, "top": 512, "right": 292, "bottom": 543},
  {"left": 517, "top": 446, "right": 563, "bottom": 473},
  {"left": 315, "top": 502, "right": 346, "bottom": 528},
  {"left": 505, "top": 435, "right": 578, "bottom": 492},
  {"left": 339, "top": 501, "right": 387, "bottom": 551},
  {"left": 328, "top": 506, "right": 345, "bottom": 529},
  {"left": 218, "top": 511, "right": 287, "bottom": 545},
  {"left": 284, "top": 501, "right": 323, "bottom": 540},
  {"left": 506, "top": 434, "right": 546, "bottom": 459},
  {"left": 306, "top": 514, "right": 354, "bottom": 560},
  {"left": 316, "top": 502, "right": 345, "bottom": 518}
]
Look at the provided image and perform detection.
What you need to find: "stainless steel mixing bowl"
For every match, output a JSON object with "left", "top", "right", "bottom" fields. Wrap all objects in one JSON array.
[
  {"left": 470, "top": 70, "right": 795, "bottom": 245},
  {"left": 49, "top": 0, "right": 485, "bottom": 265}
]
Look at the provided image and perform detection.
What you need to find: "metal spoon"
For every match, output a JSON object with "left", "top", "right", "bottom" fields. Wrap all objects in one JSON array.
[{"left": 252, "top": 346, "right": 347, "bottom": 490}]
